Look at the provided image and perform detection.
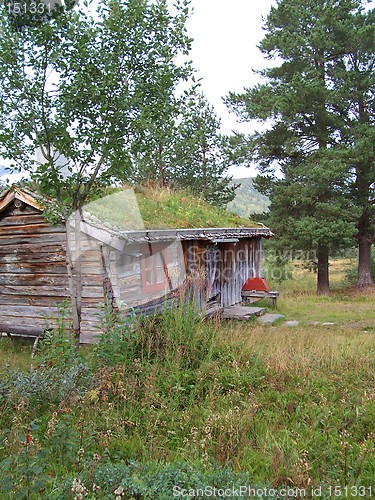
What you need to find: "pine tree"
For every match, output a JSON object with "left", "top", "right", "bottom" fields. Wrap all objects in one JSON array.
[
  {"left": 330, "top": 7, "right": 375, "bottom": 286},
  {"left": 226, "top": 0, "right": 373, "bottom": 293}
]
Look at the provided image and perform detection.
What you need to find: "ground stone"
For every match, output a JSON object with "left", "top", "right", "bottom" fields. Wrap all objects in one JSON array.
[
  {"left": 322, "top": 322, "right": 335, "bottom": 326},
  {"left": 258, "top": 313, "right": 285, "bottom": 325},
  {"left": 222, "top": 305, "right": 266, "bottom": 319},
  {"left": 285, "top": 320, "right": 299, "bottom": 327}
]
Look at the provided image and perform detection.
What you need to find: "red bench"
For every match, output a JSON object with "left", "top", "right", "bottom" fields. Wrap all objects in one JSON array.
[{"left": 241, "top": 277, "right": 279, "bottom": 306}]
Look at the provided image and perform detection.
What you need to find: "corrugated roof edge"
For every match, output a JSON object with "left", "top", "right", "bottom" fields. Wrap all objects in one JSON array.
[
  {"left": 77, "top": 213, "right": 273, "bottom": 243},
  {"left": 122, "top": 227, "right": 273, "bottom": 243}
]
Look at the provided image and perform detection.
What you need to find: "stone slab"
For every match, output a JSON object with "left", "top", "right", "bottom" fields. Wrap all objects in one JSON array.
[
  {"left": 222, "top": 305, "right": 266, "bottom": 319},
  {"left": 257, "top": 313, "right": 285, "bottom": 325},
  {"left": 285, "top": 320, "right": 299, "bottom": 327}
]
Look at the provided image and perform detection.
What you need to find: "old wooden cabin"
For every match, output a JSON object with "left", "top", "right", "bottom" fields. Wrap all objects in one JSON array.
[{"left": 0, "top": 187, "right": 272, "bottom": 343}]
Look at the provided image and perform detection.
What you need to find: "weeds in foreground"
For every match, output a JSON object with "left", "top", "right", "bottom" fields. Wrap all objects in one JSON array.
[{"left": 0, "top": 294, "right": 374, "bottom": 497}]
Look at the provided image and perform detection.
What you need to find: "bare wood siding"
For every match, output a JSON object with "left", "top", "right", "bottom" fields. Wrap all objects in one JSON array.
[
  {"left": 218, "top": 239, "right": 262, "bottom": 307},
  {"left": 0, "top": 204, "right": 69, "bottom": 336},
  {"left": 183, "top": 237, "right": 262, "bottom": 309},
  {"left": 69, "top": 232, "right": 106, "bottom": 344},
  {"left": 0, "top": 199, "right": 264, "bottom": 343}
]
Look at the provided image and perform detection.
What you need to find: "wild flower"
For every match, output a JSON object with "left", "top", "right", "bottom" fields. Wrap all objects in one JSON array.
[
  {"left": 114, "top": 485, "right": 124, "bottom": 498},
  {"left": 190, "top": 426, "right": 198, "bottom": 443},
  {"left": 71, "top": 478, "right": 87, "bottom": 499},
  {"left": 46, "top": 411, "right": 59, "bottom": 436}
]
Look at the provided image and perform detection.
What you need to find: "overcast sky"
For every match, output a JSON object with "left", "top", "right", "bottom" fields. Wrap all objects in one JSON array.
[
  {"left": 185, "top": 0, "right": 276, "bottom": 177},
  {"left": 1, "top": 0, "right": 276, "bottom": 181}
]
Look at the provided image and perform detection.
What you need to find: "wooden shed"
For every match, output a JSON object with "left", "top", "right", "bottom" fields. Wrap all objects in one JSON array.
[{"left": 0, "top": 187, "right": 272, "bottom": 343}]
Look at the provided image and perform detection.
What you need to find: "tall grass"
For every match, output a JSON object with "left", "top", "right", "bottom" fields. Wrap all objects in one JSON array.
[
  {"left": 0, "top": 337, "right": 32, "bottom": 371},
  {"left": 0, "top": 275, "right": 374, "bottom": 497}
]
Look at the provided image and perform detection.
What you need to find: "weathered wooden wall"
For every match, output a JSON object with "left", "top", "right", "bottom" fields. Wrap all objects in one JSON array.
[
  {"left": 183, "top": 238, "right": 262, "bottom": 310},
  {"left": 0, "top": 200, "right": 264, "bottom": 344},
  {"left": 0, "top": 203, "right": 107, "bottom": 343},
  {"left": 107, "top": 241, "right": 183, "bottom": 316},
  {"left": 0, "top": 203, "right": 69, "bottom": 336},
  {"left": 67, "top": 230, "right": 107, "bottom": 343}
]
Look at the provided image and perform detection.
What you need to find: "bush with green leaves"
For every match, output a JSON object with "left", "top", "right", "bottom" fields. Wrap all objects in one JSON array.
[
  {"left": 91, "top": 305, "right": 138, "bottom": 367},
  {"left": 0, "top": 363, "right": 93, "bottom": 411},
  {"left": 55, "top": 460, "right": 271, "bottom": 499},
  {"left": 36, "top": 301, "right": 83, "bottom": 369}
]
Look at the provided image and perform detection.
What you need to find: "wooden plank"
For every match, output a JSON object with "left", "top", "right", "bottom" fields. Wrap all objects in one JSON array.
[
  {"left": 0, "top": 284, "right": 70, "bottom": 296},
  {"left": 0, "top": 273, "right": 100, "bottom": 287},
  {"left": 0, "top": 317, "right": 51, "bottom": 327},
  {"left": 0, "top": 204, "right": 41, "bottom": 217},
  {"left": 79, "top": 264, "right": 102, "bottom": 275},
  {"left": 0, "top": 262, "right": 67, "bottom": 274},
  {"left": 0, "top": 233, "right": 66, "bottom": 246},
  {"left": 0, "top": 305, "right": 62, "bottom": 317},
  {"left": 0, "top": 324, "right": 45, "bottom": 336},
  {"left": 0, "top": 251, "right": 66, "bottom": 263},
  {"left": 0, "top": 316, "right": 70, "bottom": 327},
  {"left": 0, "top": 214, "right": 47, "bottom": 226},
  {"left": 0, "top": 223, "right": 65, "bottom": 235},
  {"left": 79, "top": 325, "right": 102, "bottom": 344},
  {"left": 0, "top": 274, "right": 70, "bottom": 286},
  {"left": 0, "top": 244, "right": 66, "bottom": 256},
  {"left": 0, "top": 294, "right": 70, "bottom": 306},
  {"left": 222, "top": 305, "right": 266, "bottom": 319},
  {"left": 81, "top": 286, "right": 105, "bottom": 298}
]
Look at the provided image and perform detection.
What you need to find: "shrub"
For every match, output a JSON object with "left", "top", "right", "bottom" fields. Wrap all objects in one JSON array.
[
  {"left": 36, "top": 301, "right": 82, "bottom": 369},
  {"left": 55, "top": 460, "right": 269, "bottom": 499},
  {"left": 92, "top": 304, "right": 138, "bottom": 367},
  {"left": 0, "top": 363, "right": 93, "bottom": 408},
  {"left": 136, "top": 300, "right": 216, "bottom": 368}
]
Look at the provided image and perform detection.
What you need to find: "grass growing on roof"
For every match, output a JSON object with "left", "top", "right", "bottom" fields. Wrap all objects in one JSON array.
[{"left": 85, "top": 184, "right": 260, "bottom": 230}]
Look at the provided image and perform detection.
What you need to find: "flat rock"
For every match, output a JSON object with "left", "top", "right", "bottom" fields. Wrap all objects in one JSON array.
[
  {"left": 222, "top": 305, "right": 266, "bottom": 319},
  {"left": 258, "top": 313, "right": 285, "bottom": 325},
  {"left": 285, "top": 320, "right": 299, "bottom": 327},
  {"left": 322, "top": 322, "right": 335, "bottom": 326}
]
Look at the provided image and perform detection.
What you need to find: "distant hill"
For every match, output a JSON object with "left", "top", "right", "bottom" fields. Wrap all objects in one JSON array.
[{"left": 227, "top": 177, "right": 270, "bottom": 217}]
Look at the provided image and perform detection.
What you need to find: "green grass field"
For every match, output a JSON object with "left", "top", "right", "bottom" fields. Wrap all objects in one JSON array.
[{"left": 0, "top": 261, "right": 374, "bottom": 498}]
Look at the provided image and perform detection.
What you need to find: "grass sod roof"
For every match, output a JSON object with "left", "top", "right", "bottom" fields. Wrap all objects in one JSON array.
[
  {"left": 1, "top": 184, "right": 269, "bottom": 236},
  {"left": 84, "top": 185, "right": 264, "bottom": 231}
]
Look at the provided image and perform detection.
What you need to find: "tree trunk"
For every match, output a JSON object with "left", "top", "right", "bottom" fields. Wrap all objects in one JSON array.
[
  {"left": 356, "top": 203, "right": 373, "bottom": 288},
  {"left": 65, "top": 221, "right": 80, "bottom": 339},
  {"left": 74, "top": 212, "right": 82, "bottom": 339},
  {"left": 357, "top": 237, "right": 373, "bottom": 287},
  {"left": 317, "top": 244, "right": 330, "bottom": 295},
  {"left": 355, "top": 98, "right": 373, "bottom": 288}
]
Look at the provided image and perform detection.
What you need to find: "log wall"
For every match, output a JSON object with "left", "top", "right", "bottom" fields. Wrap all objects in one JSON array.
[
  {"left": 67, "top": 231, "right": 106, "bottom": 343},
  {"left": 0, "top": 203, "right": 69, "bottom": 336},
  {"left": 0, "top": 200, "right": 264, "bottom": 343},
  {"left": 0, "top": 203, "right": 107, "bottom": 342}
]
